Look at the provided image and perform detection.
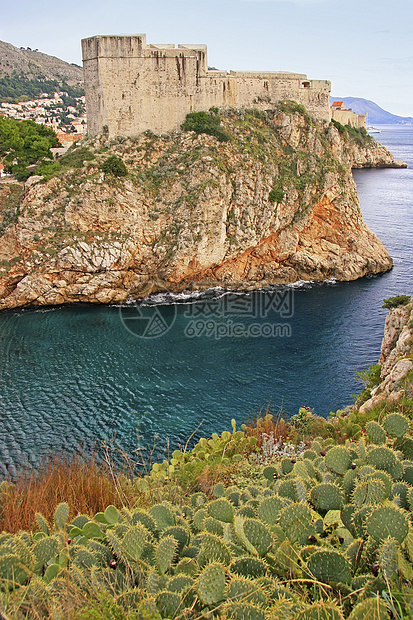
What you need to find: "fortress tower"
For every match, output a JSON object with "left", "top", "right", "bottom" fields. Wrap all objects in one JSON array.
[{"left": 81, "top": 34, "right": 331, "bottom": 138}]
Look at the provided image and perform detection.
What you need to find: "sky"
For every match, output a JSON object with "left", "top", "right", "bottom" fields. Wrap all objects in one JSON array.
[{"left": 1, "top": 0, "right": 412, "bottom": 117}]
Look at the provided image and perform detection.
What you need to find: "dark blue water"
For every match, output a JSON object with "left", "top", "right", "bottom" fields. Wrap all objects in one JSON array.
[{"left": 0, "top": 126, "right": 412, "bottom": 477}]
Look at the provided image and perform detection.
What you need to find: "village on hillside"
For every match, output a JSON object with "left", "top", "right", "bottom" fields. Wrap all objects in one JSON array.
[{"left": 0, "top": 91, "right": 87, "bottom": 177}]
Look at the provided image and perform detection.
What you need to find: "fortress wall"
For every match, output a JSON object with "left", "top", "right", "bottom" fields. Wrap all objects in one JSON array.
[
  {"left": 332, "top": 108, "right": 367, "bottom": 129},
  {"left": 82, "top": 35, "right": 332, "bottom": 137}
]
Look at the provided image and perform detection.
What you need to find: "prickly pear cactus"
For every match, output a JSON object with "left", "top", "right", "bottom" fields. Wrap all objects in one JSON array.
[
  {"left": 224, "top": 601, "right": 266, "bottom": 620},
  {"left": 295, "top": 601, "right": 345, "bottom": 619},
  {"left": 367, "top": 446, "right": 397, "bottom": 472},
  {"left": 366, "top": 504, "right": 409, "bottom": 544},
  {"left": 310, "top": 483, "right": 345, "bottom": 512},
  {"left": 150, "top": 504, "right": 175, "bottom": 531},
  {"left": 156, "top": 536, "right": 177, "bottom": 575},
  {"left": 208, "top": 498, "right": 234, "bottom": 523},
  {"left": 278, "top": 503, "right": 315, "bottom": 545},
  {"left": 305, "top": 549, "right": 352, "bottom": 585},
  {"left": 352, "top": 479, "right": 386, "bottom": 508},
  {"left": 366, "top": 421, "right": 387, "bottom": 445},
  {"left": 325, "top": 446, "right": 351, "bottom": 475},
  {"left": 257, "top": 496, "right": 284, "bottom": 526},
  {"left": 383, "top": 412, "right": 409, "bottom": 438},
  {"left": 198, "top": 562, "right": 226, "bottom": 606},
  {"left": 347, "top": 596, "right": 389, "bottom": 619},
  {"left": 53, "top": 502, "right": 69, "bottom": 530}
]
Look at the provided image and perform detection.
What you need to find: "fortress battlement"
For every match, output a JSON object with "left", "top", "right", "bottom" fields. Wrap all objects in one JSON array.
[{"left": 81, "top": 34, "right": 332, "bottom": 137}]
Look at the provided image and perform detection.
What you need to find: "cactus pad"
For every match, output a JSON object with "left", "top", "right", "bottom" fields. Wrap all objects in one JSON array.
[
  {"left": 296, "top": 601, "right": 345, "bottom": 619},
  {"left": 234, "top": 516, "right": 272, "bottom": 557},
  {"left": 279, "top": 503, "right": 315, "bottom": 545},
  {"left": 156, "top": 536, "right": 177, "bottom": 575},
  {"left": 198, "top": 532, "right": 231, "bottom": 567},
  {"left": 325, "top": 446, "right": 351, "bottom": 475},
  {"left": 258, "top": 496, "right": 284, "bottom": 526},
  {"left": 366, "top": 504, "right": 409, "bottom": 544},
  {"left": 277, "top": 479, "right": 298, "bottom": 502},
  {"left": 204, "top": 516, "right": 225, "bottom": 536},
  {"left": 383, "top": 412, "right": 409, "bottom": 438},
  {"left": 306, "top": 549, "right": 352, "bottom": 585},
  {"left": 394, "top": 437, "right": 413, "bottom": 460},
  {"left": 162, "top": 526, "right": 190, "bottom": 555},
  {"left": 208, "top": 498, "right": 234, "bottom": 523},
  {"left": 227, "top": 576, "right": 267, "bottom": 607},
  {"left": 155, "top": 591, "right": 182, "bottom": 618},
  {"left": 121, "top": 525, "right": 148, "bottom": 561},
  {"left": 230, "top": 556, "right": 268, "bottom": 578},
  {"left": 347, "top": 597, "right": 389, "bottom": 619},
  {"left": 367, "top": 446, "right": 397, "bottom": 472},
  {"left": 352, "top": 479, "right": 386, "bottom": 508},
  {"left": 131, "top": 510, "right": 157, "bottom": 534},
  {"left": 378, "top": 538, "right": 399, "bottom": 579},
  {"left": 33, "top": 536, "right": 59, "bottom": 566},
  {"left": 391, "top": 482, "right": 409, "bottom": 508},
  {"left": 310, "top": 483, "right": 345, "bottom": 512},
  {"left": 198, "top": 562, "right": 226, "bottom": 605},
  {"left": 366, "top": 421, "right": 387, "bottom": 445},
  {"left": 150, "top": 504, "right": 175, "bottom": 531},
  {"left": 224, "top": 602, "right": 266, "bottom": 620},
  {"left": 53, "top": 502, "right": 69, "bottom": 530}
]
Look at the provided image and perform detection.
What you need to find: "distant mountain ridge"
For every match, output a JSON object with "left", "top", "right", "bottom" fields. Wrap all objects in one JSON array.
[
  {"left": 0, "top": 39, "right": 83, "bottom": 85},
  {"left": 331, "top": 96, "right": 413, "bottom": 125}
]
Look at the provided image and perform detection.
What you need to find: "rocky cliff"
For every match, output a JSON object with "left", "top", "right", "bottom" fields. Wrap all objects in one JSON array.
[
  {"left": 0, "top": 105, "right": 406, "bottom": 310},
  {"left": 358, "top": 298, "right": 413, "bottom": 414}
]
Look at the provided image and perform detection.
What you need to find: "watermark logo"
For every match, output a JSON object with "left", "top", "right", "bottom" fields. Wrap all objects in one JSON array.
[
  {"left": 119, "top": 291, "right": 178, "bottom": 339},
  {"left": 120, "top": 288, "right": 293, "bottom": 340}
]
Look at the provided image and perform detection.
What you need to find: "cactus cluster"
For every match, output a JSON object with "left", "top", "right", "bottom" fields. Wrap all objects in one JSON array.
[{"left": 1, "top": 412, "right": 412, "bottom": 618}]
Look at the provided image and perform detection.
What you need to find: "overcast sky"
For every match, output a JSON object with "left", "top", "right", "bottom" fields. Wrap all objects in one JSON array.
[{"left": 1, "top": 0, "right": 412, "bottom": 117}]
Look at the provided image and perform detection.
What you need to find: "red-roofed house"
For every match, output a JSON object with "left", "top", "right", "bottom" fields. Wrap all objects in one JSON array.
[{"left": 331, "top": 101, "right": 367, "bottom": 129}]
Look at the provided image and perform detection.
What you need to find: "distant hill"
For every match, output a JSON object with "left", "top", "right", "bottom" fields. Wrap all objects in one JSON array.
[
  {"left": 0, "top": 40, "right": 83, "bottom": 84},
  {"left": 0, "top": 40, "right": 84, "bottom": 103},
  {"left": 331, "top": 96, "right": 413, "bottom": 125}
]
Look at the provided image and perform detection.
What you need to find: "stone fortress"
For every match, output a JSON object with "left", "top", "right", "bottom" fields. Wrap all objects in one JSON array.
[
  {"left": 81, "top": 34, "right": 333, "bottom": 137},
  {"left": 81, "top": 34, "right": 365, "bottom": 137}
]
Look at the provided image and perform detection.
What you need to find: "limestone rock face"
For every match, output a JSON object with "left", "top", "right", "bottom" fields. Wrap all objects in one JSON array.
[
  {"left": 0, "top": 107, "right": 404, "bottom": 310},
  {"left": 359, "top": 299, "right": 413, "bottom": 413}
]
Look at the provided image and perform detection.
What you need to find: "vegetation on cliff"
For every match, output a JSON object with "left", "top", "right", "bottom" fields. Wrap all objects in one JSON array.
[
  {"left": 0, "top": 300, "right": 413, "bottom": 619},
  {"left": 0, "top": 103, "right": 399, "bottom": 309},
  {"left": 0, "top": 116, "right": 60, "bottom": 180},
  {"left": 0, "top": 74, "right": 84, "bottom": 104}
]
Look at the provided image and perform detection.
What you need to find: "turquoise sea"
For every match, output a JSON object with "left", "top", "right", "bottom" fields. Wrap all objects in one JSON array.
[{"left": 0, "top": 126, "right": 412, "bottom": 477}]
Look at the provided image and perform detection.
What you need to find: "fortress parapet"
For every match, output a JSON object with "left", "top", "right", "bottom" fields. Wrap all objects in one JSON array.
[{"left": 82, "top": 34, "right": 331, "bottom": 137}]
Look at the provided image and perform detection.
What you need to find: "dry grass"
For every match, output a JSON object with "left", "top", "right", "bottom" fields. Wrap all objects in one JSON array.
[
  {"left": 243, "top": 407, "right": 290, "bottom": 447},
  {"left": 0, "top": 453, "right": 123, "bottom": 534}
]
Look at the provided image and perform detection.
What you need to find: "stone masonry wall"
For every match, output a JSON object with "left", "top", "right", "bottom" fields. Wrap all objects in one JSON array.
[
  {"left": 81, "top": 34, "right": 331, "bottom": 137},
  {"left": 331, "top": 108, "right": 367, "bottom": 130}
]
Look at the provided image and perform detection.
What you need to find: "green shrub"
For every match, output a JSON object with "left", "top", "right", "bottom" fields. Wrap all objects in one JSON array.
[
  {"left": 268, "top": 187, "right": 284, "bottom": 204},
  {"left": 344, "top": 124, "right": 372, "bottom": 146},
  {"left": 382, "top": 295, "right": 411, "bottom": 309},
  {"left": 59, "top": 147, "right": 95, "bottom": 170},
  {"left": 100, "top": 155, "right": 128, "bottom": 177},
  {"left": 181, "top": 110, "right": 230, "bottom": 142},
  {"left": 331, "top": 119, "right": 346, "bottom": 135},
  {"left": 355, "top": 363, "right": 382, "bottom": 390}
]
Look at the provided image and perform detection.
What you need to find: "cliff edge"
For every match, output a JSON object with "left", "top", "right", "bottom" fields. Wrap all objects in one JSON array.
[
  {"left": 358, "top": 298, "right": 413, "bottom": 414},
  {"left": 0, "top": 105, "right": 405, "bottom": 310}
]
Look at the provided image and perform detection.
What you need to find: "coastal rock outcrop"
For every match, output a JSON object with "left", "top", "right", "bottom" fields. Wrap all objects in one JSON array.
[
  {"left": 359, "top": 298, "right": 413, "bottom": 413},
  {"left": 0, "top": 105, "right": 406, "bottom": 310}
]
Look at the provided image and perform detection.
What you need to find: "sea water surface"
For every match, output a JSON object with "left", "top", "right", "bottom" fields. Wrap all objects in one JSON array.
[{"left": 0, "top": 126, "right": 412, "bottom": 476}]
